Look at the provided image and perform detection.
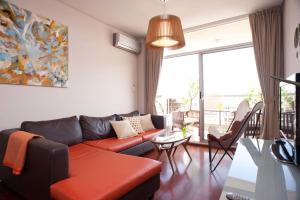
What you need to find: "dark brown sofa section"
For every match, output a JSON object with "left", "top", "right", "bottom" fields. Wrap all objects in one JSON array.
[
  {"left": 21, "top": 116, "right": 83, "bottom": 145},
  {"left": 0, "top": 112, "right": 166, "bottom": 200},
  {"left": 0, "top": 129, "right": 69, "bottom": 200}
]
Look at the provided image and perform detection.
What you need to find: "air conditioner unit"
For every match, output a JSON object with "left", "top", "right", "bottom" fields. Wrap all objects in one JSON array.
[{"left": 113, "top": 33, "right": 141, "bottom": 54}]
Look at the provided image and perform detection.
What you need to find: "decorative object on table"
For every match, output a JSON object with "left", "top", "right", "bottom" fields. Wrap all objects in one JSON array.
[
  {"left": 146, "top": 0, "right": 185, "bottom": 49},
  {"left": 181, "top": 122, "right": 187, "bottom": 137},
  {"left": 0, "top": 0, "right": 68, "bottom": 87}
]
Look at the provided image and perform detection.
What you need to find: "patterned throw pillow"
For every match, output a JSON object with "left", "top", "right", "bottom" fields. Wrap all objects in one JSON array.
[
  {"left": 110, "top": 120, "right": 138, "bottom": 139},
  {"left": 124, "top": 116, "right": 144, "bottom": 133}
]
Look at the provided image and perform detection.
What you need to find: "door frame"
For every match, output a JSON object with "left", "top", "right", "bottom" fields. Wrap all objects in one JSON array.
[{"left": 163, "top": 42, "right": 253, "bottom": 143}]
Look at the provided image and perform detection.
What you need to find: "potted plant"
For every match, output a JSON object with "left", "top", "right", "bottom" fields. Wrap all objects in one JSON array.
[{"left": 181, "top": 122, "right": 188, "bottom": 137}]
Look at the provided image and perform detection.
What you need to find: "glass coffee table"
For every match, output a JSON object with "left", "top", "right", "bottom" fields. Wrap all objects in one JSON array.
[{"left": 150, "top": 130, "right": 192, "bottom": 173}]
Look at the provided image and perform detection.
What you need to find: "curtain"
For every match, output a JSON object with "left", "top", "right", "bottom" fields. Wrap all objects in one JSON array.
[
  {"left": 145, "top": 48, "right": 164, "bottom": 114},
  {"left": 249, "top": 6, "right": 284, "bottom": 139}
]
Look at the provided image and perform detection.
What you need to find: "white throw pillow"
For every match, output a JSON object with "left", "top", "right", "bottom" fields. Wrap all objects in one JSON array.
[
  {"left": 124, "top": 116, "right": 144, "bottom": 133},
  {"left": 110, "top": 120, "right": 138, "bottom": 139},
  {"left": 140, "top": 114, "right": 155, "bottom": 131}
]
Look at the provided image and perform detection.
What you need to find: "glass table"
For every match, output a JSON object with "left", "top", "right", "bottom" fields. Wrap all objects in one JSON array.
[
  {"left": 220, "top": 138, "right": 300, "bottom": 200},
  {"left": 151, "top": 131, "right": 192, "bottom": 173}
]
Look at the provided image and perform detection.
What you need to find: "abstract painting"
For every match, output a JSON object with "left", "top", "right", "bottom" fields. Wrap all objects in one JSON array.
[{"left": 0, "top": 0, "right": 68, "bottom": 87}]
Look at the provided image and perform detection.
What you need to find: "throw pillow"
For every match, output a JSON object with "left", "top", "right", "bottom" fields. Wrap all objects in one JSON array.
[
  {"left": 79, "top": 115, "right": 117, "bottom": 140},
  {"left": 110, "top": 120, "right": 138, "bottom": 139},
  {"left": 124, "top": 116, "right": 144, "bottom": 133},
  {"left": 139, "top": 114, "right": 155, "bottom": 131}
]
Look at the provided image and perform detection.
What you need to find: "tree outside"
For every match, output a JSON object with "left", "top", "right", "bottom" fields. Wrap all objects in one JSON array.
[
  {"left": 245, "top": 88, "right": 262, "bottom": 106},
  {"left": 281, "top": 88, "right": 295, "bottom": 111},
  {"left": 182, "top": 80, "right": 200, "bottom": 111}
]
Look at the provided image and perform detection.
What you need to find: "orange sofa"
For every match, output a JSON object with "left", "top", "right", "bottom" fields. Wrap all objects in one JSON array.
[
  {"left": 51, "top": 144, "right": 161, "bottom": 200},
  {"left": 0, "top": 112, "right": 166, "bottom": 200}
]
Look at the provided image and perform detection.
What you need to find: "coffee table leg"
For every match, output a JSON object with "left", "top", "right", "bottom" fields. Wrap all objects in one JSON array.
[
  {"left": 156, "top": 150, "right": 162, "bottom": 160},
  {"left": 154, "top": 144, "right": 162, "bottom": 160},
  {"left": 166, "top": 149, "right": 175, "bottom": 173},
  {"left": 183, "top": 139, "right": 192, "bottom": 160},
  {"left": 172, "top": 146, "right": 178, "bottom": 156}
]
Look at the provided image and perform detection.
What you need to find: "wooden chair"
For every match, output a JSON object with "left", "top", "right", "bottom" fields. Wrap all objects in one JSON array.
[{"left": 208, "top": 101, "right": 264, "bottom": 172}]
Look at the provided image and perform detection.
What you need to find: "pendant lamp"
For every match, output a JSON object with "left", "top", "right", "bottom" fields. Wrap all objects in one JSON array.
[{"left": 146, "top": 0, "right": 185, "bottom": 49}]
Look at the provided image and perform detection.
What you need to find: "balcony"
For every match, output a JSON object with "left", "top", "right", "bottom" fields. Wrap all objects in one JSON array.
[{"left": 157, "top": 98, "right": 296, "bottom": 143}]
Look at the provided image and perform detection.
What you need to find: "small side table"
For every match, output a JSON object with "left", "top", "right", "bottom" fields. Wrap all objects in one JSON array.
[{"left": 151, "top": 131, "right": 192, "bottom": 173}]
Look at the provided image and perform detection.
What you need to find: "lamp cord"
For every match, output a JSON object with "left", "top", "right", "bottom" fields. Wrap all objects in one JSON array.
[{"left": 161, "top": 0, "right": 168, "bottom": 17}]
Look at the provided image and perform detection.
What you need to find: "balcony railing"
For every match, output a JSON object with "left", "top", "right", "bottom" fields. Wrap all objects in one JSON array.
[
  {"left": 280, "top": 111, "right": 295, "bottom": 139},
  {"left": 159, "top": 98, "right": 296, "bottom": 139}
]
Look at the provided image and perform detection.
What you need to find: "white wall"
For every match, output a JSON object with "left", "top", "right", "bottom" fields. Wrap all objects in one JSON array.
[
  {"left": 0, "top": 0, "right": 138, "bottom": 130},
  {"left": 283, "top": 0, "right": 300, "bottom": 77}
]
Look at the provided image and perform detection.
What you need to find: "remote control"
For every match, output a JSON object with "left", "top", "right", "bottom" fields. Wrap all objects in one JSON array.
[{"left": 226, "top": 192, "right": 253, "bottom": 200}]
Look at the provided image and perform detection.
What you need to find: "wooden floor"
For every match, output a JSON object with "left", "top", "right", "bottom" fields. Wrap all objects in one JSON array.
[
  {"left": 0, "top": 145, "right": 232, "bottom": 200},
  {"left": 144, "top": 145, "right": 232, "bottom": 200}
]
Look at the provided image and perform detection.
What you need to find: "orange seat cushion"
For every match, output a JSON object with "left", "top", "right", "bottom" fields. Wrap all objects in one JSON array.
[
  {"left": 139, "top": 129, "right": 164, "bottom": 141},
  {"left": 50, "top": 144, "right": 161, "bottom": 200},
  {"left": 83, "top": 136, "right": 142, "bottom": 152}
]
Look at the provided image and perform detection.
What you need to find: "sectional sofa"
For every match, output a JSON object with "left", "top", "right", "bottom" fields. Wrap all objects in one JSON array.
[{"left": 0, "top": 111, "right": 166, "bottom": 200}]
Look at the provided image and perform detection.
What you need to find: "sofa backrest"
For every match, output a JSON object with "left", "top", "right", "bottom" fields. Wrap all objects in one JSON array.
[
  {"left": 79, "top": 115, "right": 117, "bottom": 140},
  {"left": 115, "top": 110, "right": 140, "bottom": 121},
  {"left": 21, "top": 116, "right": 83, "bottom": 146}
]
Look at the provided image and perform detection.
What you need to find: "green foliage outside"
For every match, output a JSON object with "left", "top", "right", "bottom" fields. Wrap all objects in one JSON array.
[
  {"left": 182, "top": 80, "right": 200, "bottom": 111},
  {"left": 281, "top": 88, "right": 294, "bottom": 111},
  {"left": 245, "top": 88, "right": 262, "bottom": 106},
  {"left": 246, "top": 87, "right": 294, "bottom": 111}
]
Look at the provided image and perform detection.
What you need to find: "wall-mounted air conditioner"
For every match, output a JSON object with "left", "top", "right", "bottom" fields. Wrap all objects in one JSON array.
[{"left": 113, "top": 33, "right": 141, "bottom": 55}]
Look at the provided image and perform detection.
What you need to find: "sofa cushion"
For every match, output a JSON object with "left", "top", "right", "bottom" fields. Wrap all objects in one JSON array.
[
  {"left": 83, "top": 136, "right": 142, "bottom": 152},
  {"left": 139, "top": 114, "right": 156, "bottom": 131},
  {"left": 116, "top": 110, "right": 139, "bottom": 121},
  {"left": 139, "top": 129, "right": 164, "bottom": 141},
  {"left": 110, "top": 120, "right": 138, "bottom": 139},
  {"left": 124, "top": 116, "right": 144, "bottom": 133},
  {"left": 79, "top": 115, "right": 117, "bottom": 140},
  {"left": 50, "top": 144, "right": 161, "bottom": 200},
  {"left": 21, "top": 116, "right": 82, "bottom": 146}
]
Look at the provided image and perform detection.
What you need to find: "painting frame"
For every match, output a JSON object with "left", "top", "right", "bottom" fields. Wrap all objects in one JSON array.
[{"left": 0, "top": 0, "right": 69, "bottom": 88}]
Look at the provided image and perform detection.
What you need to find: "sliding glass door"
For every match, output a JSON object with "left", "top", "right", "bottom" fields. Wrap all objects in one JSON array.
[
  {"left": 156, "top": 45, "right": 260, "bottom": 143},
  {"left": 201, "top": 47, "right": 260, "bottom": 140},
  {"left": 156, "top": 54, "right": 200, "bottom": 143}
]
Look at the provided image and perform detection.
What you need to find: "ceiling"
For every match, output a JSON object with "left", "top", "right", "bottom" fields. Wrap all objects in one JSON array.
[{"left": 57, "top": 0, "right": 282, "bottom": 38}]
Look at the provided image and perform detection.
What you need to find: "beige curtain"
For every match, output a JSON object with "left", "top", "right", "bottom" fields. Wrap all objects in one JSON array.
[
  {"left": 249, "top": 6, "right": 284, "bottom": 139},
  {"left": 145, "top": 48, "right": 164, "bottom": 114}
]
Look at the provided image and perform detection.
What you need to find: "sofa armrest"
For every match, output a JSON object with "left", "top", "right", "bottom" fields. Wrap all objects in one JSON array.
[
  {"left": 151, "top": 115, "right": 166, "bottom": 129},
  {"left": 0, "top": 129, "right": 69, "bottom": 200}
]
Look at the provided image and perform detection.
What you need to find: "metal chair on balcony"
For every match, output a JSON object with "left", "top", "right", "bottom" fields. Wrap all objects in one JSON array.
[
  {"left": 207, "top": 101, "right": 263, "bottom": 172},
  {"left": 172, "top": 111, "right": 185, "bottom": 131}
]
